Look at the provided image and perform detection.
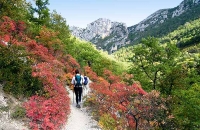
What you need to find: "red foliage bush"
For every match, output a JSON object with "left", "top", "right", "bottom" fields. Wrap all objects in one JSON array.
[
  {"left": 24, "top": 62, "right": 70, "bottom": 130},
  {"left": 87, "top": 68, "right": 169, "bottom": 130},
  {"left": 86, "top": 68, "right": 150, "bottom": 129},
  {"left": 0, "top": 16, "right": 73, "bottom": 130}
]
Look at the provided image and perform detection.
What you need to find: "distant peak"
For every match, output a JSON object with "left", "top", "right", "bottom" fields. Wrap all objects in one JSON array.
[{"left": 96, "top": 18, "right": 110, "bottom": 21}]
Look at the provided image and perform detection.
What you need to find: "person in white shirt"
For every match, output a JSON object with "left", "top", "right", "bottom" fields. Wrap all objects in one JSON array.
[{"left": 83, "top": 75, "right": 90, "bottom": 96}]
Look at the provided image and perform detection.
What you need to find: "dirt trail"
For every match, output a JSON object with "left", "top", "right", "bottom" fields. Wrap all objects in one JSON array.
[{"left": 63, "top": 86, "right": 101, "bottom": 130}]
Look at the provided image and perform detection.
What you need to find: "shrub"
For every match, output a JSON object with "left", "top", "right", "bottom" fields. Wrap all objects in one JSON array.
[
  {"left": 99, "top": 114, "right": 117, "bottom": 130},
  {"left": 0, "top": 106, "right": 9, "bottom": 112},
  {"left": 0, "top": 44, "right": 43, "bottom": 98},
  {"left": 11, "top": 105, "right": 26, "bottom": 119}
]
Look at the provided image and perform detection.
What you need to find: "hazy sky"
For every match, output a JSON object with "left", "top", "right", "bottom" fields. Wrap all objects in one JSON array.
[{"left": 48, "top": 0, "right": 183, "bottom": 28}]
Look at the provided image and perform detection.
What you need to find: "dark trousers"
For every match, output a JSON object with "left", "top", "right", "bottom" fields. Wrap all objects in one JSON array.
[{"left": 74, "top": 86, "right": 82, "bottom": 104}]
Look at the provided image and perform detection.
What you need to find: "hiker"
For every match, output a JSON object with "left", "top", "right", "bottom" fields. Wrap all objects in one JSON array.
[
  {"left": 83, "top": 74, "right": 90, "bottom": 96},
  {"left": 71, "top": 69, "right": 84, "bottom": 108}
]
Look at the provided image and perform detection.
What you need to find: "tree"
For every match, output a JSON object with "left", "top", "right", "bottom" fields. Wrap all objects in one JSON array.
[
  {"left": 129, "top": 37, "right": 166, "bottom": 91},
  {"left": 173, "top": 84, "right": 200, "bottom": 129},
  {"left": 48, "top": 10, "right": 71, "bottom": 40},
  {"left": 125, "top": 90, "right": 174, "bottom": 130},
  {"left": 30, "top": 0, "right": 50, "bottom": 26},
  {"left": 129, "top": 37, "right": 183, "bottom": 95},
  {"left": 128, "top": 37, "right": 200, "bottom": 129},
  {"left": 0, "top": 0, "right": 30, "bottom": 21}
]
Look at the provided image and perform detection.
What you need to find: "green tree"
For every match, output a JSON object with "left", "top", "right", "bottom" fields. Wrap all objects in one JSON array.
[
  {"left": 30, "top": 0, "right": 50, "bottom": 26},
  {"left": 129, "top": 37, "right": 166, "bottom": 91},
  {"left": 129, "top": 37, "right": 183, "bottom": 94},
  {"left": 0, "top": 44, "right": 42, "bottom": 97},
  {"left": 48, "top": 10, "right": 71, "bottom": 40},
  {"left": 128, "top": 37, "right": 200, "bottom": 129},
  {"left": 173, "top": 84, "right": 200, "bottom": 130},
  {"left": 0, "top": 0, "right": 30, "bottom": 21}
]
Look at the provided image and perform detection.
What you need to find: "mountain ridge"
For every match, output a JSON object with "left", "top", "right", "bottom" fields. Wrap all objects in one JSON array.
[
  {"left": 69, "top": 18, "right": 128, "bottom": 53},
  {"left": 70, "top": 0, "right": 200, "bottom": 53}
]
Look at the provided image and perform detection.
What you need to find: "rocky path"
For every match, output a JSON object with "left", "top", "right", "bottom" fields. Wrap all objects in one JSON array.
[
  {"left": 0, "top": 84, "right": 101, "bottom": 130},
  {"left": 62, "top": 86, "right": 101, "bottom": 130}
]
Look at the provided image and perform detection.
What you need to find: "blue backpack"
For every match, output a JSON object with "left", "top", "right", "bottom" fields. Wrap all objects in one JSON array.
[
  {"left": 75, "top": 75, "right": 82, "bottom": 87},
  {"left": 83, "top": 76, "right": 88, "bottom": 85}
]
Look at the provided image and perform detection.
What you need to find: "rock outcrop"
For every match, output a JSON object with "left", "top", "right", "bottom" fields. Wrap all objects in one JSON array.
[{"left": 70, "top": 18, "right": 128, "bottom": 53}]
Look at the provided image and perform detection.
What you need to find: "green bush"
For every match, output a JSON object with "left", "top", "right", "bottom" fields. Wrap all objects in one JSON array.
[
  {"left": 99, "top": 114, "right": 117, "bottom": 130},
  {"left": 0, "top": 44, "right": 43, "bottom": 98},
  {"left": 0, "top": 106, "right": 9, "bottom": 112},
  {"left": 11, "top": 106, "right": 26, "bottom": 119}
]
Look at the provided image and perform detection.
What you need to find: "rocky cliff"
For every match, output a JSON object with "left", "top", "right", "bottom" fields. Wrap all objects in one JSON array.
[{"left": 70, "top": 18, "right": 128, "bottom": 53}]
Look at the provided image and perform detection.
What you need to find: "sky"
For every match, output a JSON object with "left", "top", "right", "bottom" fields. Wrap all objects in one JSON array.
[{"left": 48, "top": 0, "right": 183, "bottom": 28}]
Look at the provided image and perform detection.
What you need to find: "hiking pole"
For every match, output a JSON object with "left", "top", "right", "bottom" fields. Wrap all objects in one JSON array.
[
  {"left": 73, "top": 89, "right": 74, "bottom": 104},
  {"left": 82, "top": 86, "right": 84, "bottom": 98}
]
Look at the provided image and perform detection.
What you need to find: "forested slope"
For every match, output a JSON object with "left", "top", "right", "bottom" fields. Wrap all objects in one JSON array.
[
  {"left": 112, "top": 17, "right": 200, "bottom": 129},
  {"left": 127, "top": 0, "right": 200, "bottom": 46},
  {"left": 113, "top": 18, "right": 200, "bottom": 61}
]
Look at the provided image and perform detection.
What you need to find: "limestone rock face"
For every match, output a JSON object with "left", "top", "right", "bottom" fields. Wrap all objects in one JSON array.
[
  {"left": 70, "top": 0, "right": 200, "bottom": 53},
  {"left": 70, "top": 18, "right": 128, "bottom": 53},
  {"left": 0, "top": 85, "right": 29, "bottom": 130}
]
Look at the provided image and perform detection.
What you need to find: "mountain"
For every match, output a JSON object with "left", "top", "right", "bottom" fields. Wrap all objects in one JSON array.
[
  {"left": 113, "top": 17, "right": 200, "bottom": 62},
  {"left": 127, "top": 0, "right": 200, "bottom": 44},
  {"left": 69, "top": 18, "right": 128, "bottom": 53},
  {"left": 70, "top": 0, "right": 200, "bottom": 53}
]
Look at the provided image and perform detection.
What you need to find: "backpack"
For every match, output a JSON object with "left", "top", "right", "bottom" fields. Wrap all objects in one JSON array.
[
  {"left": 75, "top": 75, "right": 82, "bottom": 87},
  {"left": 83, "top": 76, "right": 88, "bottom": 85}
]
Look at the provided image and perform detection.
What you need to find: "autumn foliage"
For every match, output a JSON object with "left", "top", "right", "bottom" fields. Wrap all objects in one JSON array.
[
  {"left": 84, "top": 66, "right": 171, "bottom": 129},
  {"left": 0, "top": 16, "right": 80, "bottom": 130}
]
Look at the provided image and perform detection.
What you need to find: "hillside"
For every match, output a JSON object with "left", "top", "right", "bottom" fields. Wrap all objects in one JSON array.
[
  {"left": 113, "top": 17, "right": 200, "bottom": 62},
  {"left": 127, "top": 0, "right": 200, "bottom": 46}
]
